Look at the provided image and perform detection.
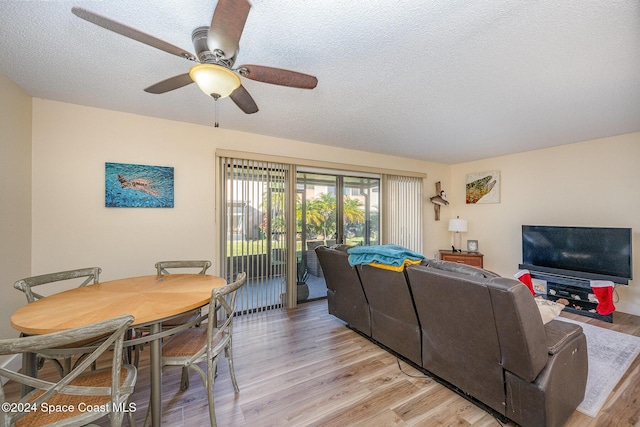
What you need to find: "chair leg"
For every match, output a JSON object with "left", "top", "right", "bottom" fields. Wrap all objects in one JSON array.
[
  {"left": 132, "top": 344, "right": 142, "bottom": 368},
  {"left": 207, "top": 358, "right": 219, "bottom": 427},
  {"left": 125, "top": 328, "right": 134, "bottom": 365},
  {"left": 131, "top": 329, "right": 145, "bottom": 368},
  {"left": 225, "top": 344, "right": 239, "bottom": 394},
  {"left": 180, "top": 366, "right": 190, "bottom": 391}
]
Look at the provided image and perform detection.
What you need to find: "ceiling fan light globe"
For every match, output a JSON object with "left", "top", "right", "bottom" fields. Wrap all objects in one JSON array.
[{"left": 189, "top": 64, "right": 241, "bottom": 99}]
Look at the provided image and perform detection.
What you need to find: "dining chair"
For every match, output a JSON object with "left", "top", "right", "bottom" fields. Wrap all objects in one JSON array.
[
  {"left": 154, "top": 260, "right": 212, "bottom": 328},
  {"left": 0, "top": 314, "right": 137, "bottom": 427},
  {"left": 131, "top": 260, "right": 213, "bottom": 374},
  {"left": 155, "top": 272, "right": 246, "bottom": 427},
  {"left": 155, "top": 260, "right": 212, "bottom": 275},
  {"left": 13, "top": 267, "right": 102, "bottom": 376},
  {"left": 13, "top": 267, "right": 101, "bottom": 303}
]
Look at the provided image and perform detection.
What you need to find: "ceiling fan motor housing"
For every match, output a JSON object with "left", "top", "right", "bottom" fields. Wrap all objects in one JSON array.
[{"left": 191, "top": 26, "right": 236, "bottom": 67}]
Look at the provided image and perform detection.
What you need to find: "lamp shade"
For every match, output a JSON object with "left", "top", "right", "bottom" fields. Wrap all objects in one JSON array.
[
  {"left": 189, "top": 63, "right": 241, "bottom": 98},
  {"left": 448, "top": 218, "right": 468, "bottom": 232}
]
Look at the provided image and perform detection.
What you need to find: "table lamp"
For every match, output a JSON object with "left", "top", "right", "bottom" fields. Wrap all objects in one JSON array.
[{"left": 448, "top": 216, "right": 467, "bottom": 252}]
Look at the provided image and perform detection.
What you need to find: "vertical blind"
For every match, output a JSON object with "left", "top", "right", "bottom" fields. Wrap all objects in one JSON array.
[
  {"left": 219, "top": 157, "right": 289, "bottom": 313},
  {"left": 382, "top": 174, "right": 423, "bottom": 252}
]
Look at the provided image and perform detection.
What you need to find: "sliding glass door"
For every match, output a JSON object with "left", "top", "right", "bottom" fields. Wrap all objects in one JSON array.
[
  {"left": 218, "top": 155, "right": 419, "bottom": 309},
  {"left": 296, "top": 171, "right": 379, "bottom": 301}
]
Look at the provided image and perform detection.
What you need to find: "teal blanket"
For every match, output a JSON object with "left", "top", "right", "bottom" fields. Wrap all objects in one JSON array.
[{"left": 347, "top": 244, "right": 425, "bottom": 267}]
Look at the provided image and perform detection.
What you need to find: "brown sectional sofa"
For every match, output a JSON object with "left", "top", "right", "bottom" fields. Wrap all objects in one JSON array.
[{"left": 315, "top": 245, "right": 588, "bottom": 427}]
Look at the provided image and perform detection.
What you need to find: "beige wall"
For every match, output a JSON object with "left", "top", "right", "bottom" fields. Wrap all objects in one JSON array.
[
  {"left": 450, "top": 133, "right": 640, "bottom": 315},
  {"left": 0, "top": 74, "right": 32, "bottom": 348},
  {"left": 31, "top": 99, "right": 447, "bottom": 283}
]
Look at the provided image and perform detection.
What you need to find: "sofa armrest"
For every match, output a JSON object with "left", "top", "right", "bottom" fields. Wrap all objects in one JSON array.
[
  {"left": 544, "top": 319, "right": 584, "bottom": 355},
  {"left": 505, "top": 322, "right": 587, "bottom": 427}
]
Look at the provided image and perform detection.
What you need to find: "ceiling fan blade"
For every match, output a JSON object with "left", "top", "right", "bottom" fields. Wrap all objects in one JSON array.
[
  {"left": 238, "top": 65, "right": 318, "bottom": 89},
  {"left": 72, "top": 7, "right": 196, "bottom": 61},
  {"left": 207, "top": 0, "right": 251, "bottom": 59},
  {"left": 144, "top": 73, "right": 194, "bottom": 94},
  {"left": 230, "top": 85, "right": 259, "bottom": 114}
]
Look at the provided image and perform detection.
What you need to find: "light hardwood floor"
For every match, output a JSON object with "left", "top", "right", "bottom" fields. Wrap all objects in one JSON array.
[{"left": 5, "top": 299, "right": 640, "bottom": 426}]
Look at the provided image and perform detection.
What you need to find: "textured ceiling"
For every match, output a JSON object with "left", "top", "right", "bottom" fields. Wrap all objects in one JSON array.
[{"left": 1, "top": 0, "right": 639, "bottom": 164}]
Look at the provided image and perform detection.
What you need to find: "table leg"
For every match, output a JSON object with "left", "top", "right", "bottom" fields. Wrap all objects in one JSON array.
[
  {"left": 21, "top": 351, "right": 37, "bottom": 396},
  {"left": 150, "top": 323, "right": 162, "bottom": 426}
]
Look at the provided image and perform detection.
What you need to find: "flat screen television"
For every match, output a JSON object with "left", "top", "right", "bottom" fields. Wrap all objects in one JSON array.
[{"left": 521, "top": 225, "right": 633, "bottom": 284}]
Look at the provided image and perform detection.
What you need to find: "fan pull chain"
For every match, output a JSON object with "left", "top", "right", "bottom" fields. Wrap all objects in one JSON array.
[{"left": 213, "top": 95, "right": 220, "bottom": 128}]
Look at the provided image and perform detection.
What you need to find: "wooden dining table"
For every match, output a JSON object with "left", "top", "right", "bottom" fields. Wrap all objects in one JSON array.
[{"left": 11, "top": 273, "right": 227, "bottom": 427}]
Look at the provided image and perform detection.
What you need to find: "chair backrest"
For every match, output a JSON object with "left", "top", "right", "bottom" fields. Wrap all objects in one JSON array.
[
  {"left": 0, "top": 314, "right": 135, "bottom": 427},
  {"left": 207, "top": 272, "right": 247, "bottom": 355},
  {"left": 155, "top": 260, "right": 212, "bottom": 275},
  {"left": 14, "top": 267, "right": 102, "bottom": 303}
]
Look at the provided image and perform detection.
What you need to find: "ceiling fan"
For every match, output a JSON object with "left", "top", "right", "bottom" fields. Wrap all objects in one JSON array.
[{"left": 71, "top": 0, "right": 318, "bottom": 115}]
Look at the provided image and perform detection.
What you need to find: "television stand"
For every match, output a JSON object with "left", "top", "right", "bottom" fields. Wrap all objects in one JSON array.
[{"left": 526, "top": 270, "right": 614, "bottom": 323}]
